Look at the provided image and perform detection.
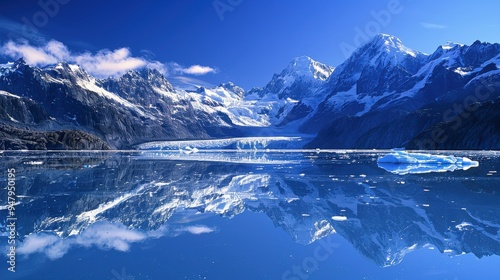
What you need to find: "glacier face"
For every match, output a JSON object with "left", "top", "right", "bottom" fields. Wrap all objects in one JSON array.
[{"left": 136, "top": 136, "right": 305, "bottom": 151}]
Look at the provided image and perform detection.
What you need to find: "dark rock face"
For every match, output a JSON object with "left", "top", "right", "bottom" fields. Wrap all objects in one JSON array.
[
  {"left": 407, "top": 98, "right": 500, "bottom": 150},
  {"left": 0, "top": 92, "right": 50, "bottom": 124},
  {"left": 0, "top": 124, "right": 110, "bottom": 150},
  {"left": 277, "top": 103, "right": 313, "bottom": 127}
]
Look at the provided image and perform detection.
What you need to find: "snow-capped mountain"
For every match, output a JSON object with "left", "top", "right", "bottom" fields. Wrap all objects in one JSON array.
[
  {"left": 0, "top": 55, "right": 335, "bottom": 149},
  {"left": 246, "top": 56, "right": 334, "bottom": 100},
  {"left": 245, "top": 56, "right": 334, "bottom": 127},
  {"left": 306, "top": 35, "right": 500, "bottom": 149},
  {"left": 0, "top": 34, "right": 499, "bottom": 149},
  {"left": 301, "top": 34, "right": 429, "bottom": 132},
  {"left": 0, "top": 59, "right": 248, "bottom": 148}
]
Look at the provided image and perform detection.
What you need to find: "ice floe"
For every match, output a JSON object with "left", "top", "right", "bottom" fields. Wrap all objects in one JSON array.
[{"left": 377, "top": 150, "right": 479, "bottom": 175}]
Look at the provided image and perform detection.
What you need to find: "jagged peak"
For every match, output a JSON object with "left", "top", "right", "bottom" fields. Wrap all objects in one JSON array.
[
  {"left": 370, "top": 33, "right": 404, "bottom": 46},
  {"left": 441, "top": 41, "right": 464, "bottom": 51},
  {"left": 217, "top": 81, "right": 245, "bottom": 97},
  {"left": 219, "top": 81, "right": 243, "bottom": 90},
  {"left": 289, "top": 55, "right": 314, "bottom": 67},
  {"left": 360, "top": 33, "right": 422, "bottom": 58},
  {"left": 13, "top": 57, "right": 27, "bottom": 67},
  {"left": 49, "top": 62, "right": 92, "bottom": 80},
  {"left": 283, "top": 55, "right": 334, "bottom": 81}
]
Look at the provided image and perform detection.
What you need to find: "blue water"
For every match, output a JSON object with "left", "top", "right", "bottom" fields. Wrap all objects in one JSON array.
[{"left": 1, "top": 150, "right": 499, "bottom": 279}]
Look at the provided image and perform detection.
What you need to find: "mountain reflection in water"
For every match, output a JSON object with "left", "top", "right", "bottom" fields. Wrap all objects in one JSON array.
[{"left": 1, "top": 150, "right": 499, "bottom": 272}]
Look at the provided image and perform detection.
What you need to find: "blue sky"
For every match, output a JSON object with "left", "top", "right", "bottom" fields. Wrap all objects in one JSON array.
[{"left": 0, "top": 0, "right": 499, "bottom": 89}]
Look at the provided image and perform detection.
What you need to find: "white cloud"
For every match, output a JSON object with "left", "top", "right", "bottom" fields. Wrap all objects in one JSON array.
[
  {"left": 16, "top": 222, "right": 215, "bottom": 260},
  {"left": 0, "top": 40, "right": 151, "bottom": 77},
  {"left": 420, "top": 22, "right": 447, "bottom": 29},
  {"left": 17, "top": 233, "right": 60, "bottom": 255},
  {"left": 17, "top": 222, "right": 147, "bottom": 260},
  {"left": 182, "top": 65, "right": 217, "bottom": 75},
  {"left": 179, "top": 225, "right": 216, "bottom": 235},
  {"left": 146, "top": 60, "right": 168, "bottom": 74},
  {"left": 74, "top": 48, "right": 147, "bottom": 77},
  {"left": 166, "top": 62, "right": 218, "bottom": 76},
  {"left": 0, "top": 40, "right": 217, "bottom": 78},
  {"left": 2, "top": 41, "right": 63, "bottom": 65}
]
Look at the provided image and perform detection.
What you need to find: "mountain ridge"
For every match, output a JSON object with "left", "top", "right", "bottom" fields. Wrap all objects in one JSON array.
[{"left": 0, "top": 34, "right": 499, "bottom": 149}]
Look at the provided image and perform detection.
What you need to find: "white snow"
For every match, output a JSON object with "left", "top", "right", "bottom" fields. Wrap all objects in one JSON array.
[
  {"left": 76, "top": 78, "right": 154, "bottom": 119},
  {"left": 0, "top": 90, "right": 21, "bottom": 99},
  {"left": 455, "top": 222, "right": 472, "bottom": 231},
  {"left": 377, "top": 150, "right": 479, "bottom": 175},
  {"left": 453, "top": 67, "right": 471, "bottom": 76},
  {"left": 153, "top": 86, "right": 181, "bottom": 102},
  {"left": 74, "top": 184, "right": 146, "bottom": 229},
  {"left": 441, "top": 42, "right": 464, "bottom": 50},
  {"left": 332, "top": 216, "right": 348, "bottom": 221},
  {"left": 0, "top": 62, "right": 14, "bottom": 77}
]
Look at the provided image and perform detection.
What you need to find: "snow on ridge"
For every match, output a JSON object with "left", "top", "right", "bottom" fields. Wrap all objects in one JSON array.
[
  {"left": 441, "top": 42, "right": 464, "bottom": 50},
  {"left": 0, "top": 90, "right": 21, "bottom": 99},
  {"left": 290, "top": 56, "right": 334, "bottom": 80},
  {"left": 75, "top": 78, "right": 154, "bottom": 119}
]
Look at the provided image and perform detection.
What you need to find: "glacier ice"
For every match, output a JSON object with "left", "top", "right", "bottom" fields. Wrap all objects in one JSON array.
[
  {"left": 136, "top": 136, "right": 304, "bottom": 150},
  {"left": 377, "top": 150, "right": 479, "bottom": 175}
]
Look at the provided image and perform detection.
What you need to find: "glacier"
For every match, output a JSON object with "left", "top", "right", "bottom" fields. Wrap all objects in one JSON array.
[
  {"left": 377, "top": 150, "right": 479, "bottom": 175},
  {"left": 136, "top": 136, "right": 305, "bottom": 150}
]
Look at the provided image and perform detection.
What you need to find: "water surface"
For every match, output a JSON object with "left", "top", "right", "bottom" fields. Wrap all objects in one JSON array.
[{"left": 1, "top": 150, "right": 499, "bottom": 279}]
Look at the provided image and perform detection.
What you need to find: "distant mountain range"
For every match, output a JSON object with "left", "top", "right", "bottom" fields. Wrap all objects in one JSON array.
[{"left": 0, "top": 34, "right": 499, "bottom": 149}]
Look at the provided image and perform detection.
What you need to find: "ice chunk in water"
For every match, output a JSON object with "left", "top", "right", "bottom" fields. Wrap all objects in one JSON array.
[{"left": 377, "top": 150, "right": 479, "bottom": 175}]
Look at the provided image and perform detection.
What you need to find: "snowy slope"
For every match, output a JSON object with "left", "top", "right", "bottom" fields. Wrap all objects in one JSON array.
[{"left": 244, "top": 56, "right": 335, "bottom": 127}]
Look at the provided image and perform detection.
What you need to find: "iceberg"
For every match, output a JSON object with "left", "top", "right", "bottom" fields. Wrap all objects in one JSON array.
[{"left": 377, "top": 150, "right": 479, "bottom": 175}]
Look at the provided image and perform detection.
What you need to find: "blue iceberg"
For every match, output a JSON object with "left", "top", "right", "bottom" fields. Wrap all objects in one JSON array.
[{"left": 377, "top": 150, "right": 479, "bottom": 175}]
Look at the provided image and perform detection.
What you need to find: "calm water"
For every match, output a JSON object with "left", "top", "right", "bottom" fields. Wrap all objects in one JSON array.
[{"left": 1, "top": 150, "right": 499, "bottom": 280}]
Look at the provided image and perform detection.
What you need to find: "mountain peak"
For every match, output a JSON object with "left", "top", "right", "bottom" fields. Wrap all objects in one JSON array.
[
  {"left": 218, "top": 81, "right": 245, "bottom": 97},
  {"left": 12, "top": 58, "right": 27, "bottom": 69},
  {"left": 441, "top": 41, "right": 464, "bottom": 50},
  {"left": 283, "top": 56, "right": 334, "bottom": 81},
  {"left": 362, "top": 33, "right": 420, "bottom": 57},
  {"left": 371, "top": 33, "right": 403, "bottom": 45},
  {"left": 289, "top": 55, "right": 314, "bottom": 68}
]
